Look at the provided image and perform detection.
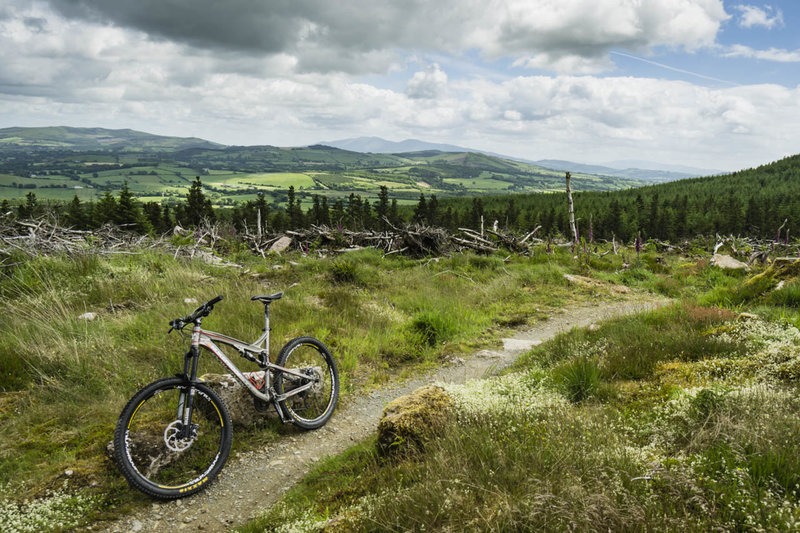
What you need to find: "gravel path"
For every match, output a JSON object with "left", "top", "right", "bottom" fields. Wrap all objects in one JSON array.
[{"left": 102, "top": 295, "right": 668, "bottom": 533}]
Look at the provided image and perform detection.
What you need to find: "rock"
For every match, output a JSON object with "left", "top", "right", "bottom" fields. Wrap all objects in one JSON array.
[
  {"left": 130, "top": 520, "right": 143, "bottom": 532},
  {"left": 588, "top": 323, "right": 600, "bottom": 331},
  {"left": 475, "top": 349, "right": 504, "bottom": 359},
  {"left": 78, "top": 312, "right": 97, "bottom": 321},
  {"left": 199, "top": 373, "right": 274, "bottom": 426},
  {"left": 376, "top": 385, "right": 453, "bottom": 456},
  {"left": 184, "top": 298, "right": 198, "bottom": 304},
  {"left": 711, "top": 254, "right": 749, "bottom": 271},
  {"left": 200, "top": 371, "right": 323, "bottom": 426},
  {"left": 269, "top": 236, "right": 293, "bottom": 254}
]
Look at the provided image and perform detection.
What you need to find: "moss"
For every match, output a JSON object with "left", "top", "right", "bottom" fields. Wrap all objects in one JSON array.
[{"left": 376, "top": 385, "right": 453, "bottom": 456}]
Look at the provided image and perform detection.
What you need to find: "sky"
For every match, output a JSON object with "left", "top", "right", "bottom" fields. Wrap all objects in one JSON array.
[{"left": 0, "top": 0, "right": 798, "bottom": 171}]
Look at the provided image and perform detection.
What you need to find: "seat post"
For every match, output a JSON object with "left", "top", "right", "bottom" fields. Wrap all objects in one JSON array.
[{"left": 263, "top": 303, "right": 270, "bottom": 352}]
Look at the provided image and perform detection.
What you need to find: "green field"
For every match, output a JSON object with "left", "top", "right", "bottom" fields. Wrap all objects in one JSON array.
[{"left": 0, "top": 136, "right": 648, "bottom": 207}]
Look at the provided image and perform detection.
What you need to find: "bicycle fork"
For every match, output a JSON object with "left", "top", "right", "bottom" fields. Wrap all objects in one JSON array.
[{"left": 174, "top": 326, "right": 203, "bottom": 439}]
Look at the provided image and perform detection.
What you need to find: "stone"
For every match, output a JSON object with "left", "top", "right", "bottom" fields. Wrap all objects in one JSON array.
[
  {"left": 78, "top": 312, "right": 97, "bottom": 321},
  {"left": 199, "top": 371, "right": 323, "bottom": 426},
  {"left": 588, "top": 323, "right": 600, "bottom": 331},
  {"left": 711, "top": 254, "right": 749, "bottom": 270},
  {"left": 198, "top": 373, "right": 274, "bottom": 426},
  {"left": 184, "top": 298, "right": 198, "bottom": 304},
  {"left": 376, "top": 385, "right": 453, "bottom": 456},
  {"left": 502, "top": 338, "right": 541, "bottom": 352},
  {"left": 269, "top": 236, "right": 293, "bottom": 254}
]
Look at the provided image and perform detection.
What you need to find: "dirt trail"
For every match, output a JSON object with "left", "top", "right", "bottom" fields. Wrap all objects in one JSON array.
[{"left": 102, "top": 296, "right": 668, "bottom": 533}]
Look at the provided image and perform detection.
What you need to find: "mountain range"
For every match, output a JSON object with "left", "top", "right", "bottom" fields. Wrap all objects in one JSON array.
[{"left": 319, "top": 136, "right": 722, "bottom": 181}]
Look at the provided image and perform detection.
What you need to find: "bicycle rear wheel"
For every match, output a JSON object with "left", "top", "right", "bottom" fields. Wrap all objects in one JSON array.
[
  {"left": 275, "top": 337, "right": 339, "bottom": 430},
  {"left": 113, "top": 377, "right": 232, "bottom": 499}
]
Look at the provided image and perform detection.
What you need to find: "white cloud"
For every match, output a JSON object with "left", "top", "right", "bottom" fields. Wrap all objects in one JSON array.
[
  {"left": 735, "top": 4, "right": 784, "bottom": 29},
  {"left": 406, "top": 64, "right": 448, "bottom": 99},
  {"left": 29, "top": 0, "right": 730, "bottom": 75},
  {"left": 0, "top": 0, "right": 797, "bottom": 171},
  {"left": 723, "top": 44, "right": 800, "bottom": 63}
]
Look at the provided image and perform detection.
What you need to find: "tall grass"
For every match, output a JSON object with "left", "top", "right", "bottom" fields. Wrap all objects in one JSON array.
[
  {"left": 242, "top": 297, "right": 800, "bottom": 532},
  {"left": 0, "top": 247, "right": 586, "bottom": 523}
]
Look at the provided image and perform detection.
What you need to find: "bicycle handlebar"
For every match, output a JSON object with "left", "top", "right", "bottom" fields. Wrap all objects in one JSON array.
[{"left": 169, "top": 295, "right": 224, "bottom": 331}]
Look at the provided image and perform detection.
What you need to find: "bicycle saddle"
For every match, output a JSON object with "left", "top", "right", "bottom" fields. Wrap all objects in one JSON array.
[{"left": 251, "top": 292, "right": 283, "bottom": 303}]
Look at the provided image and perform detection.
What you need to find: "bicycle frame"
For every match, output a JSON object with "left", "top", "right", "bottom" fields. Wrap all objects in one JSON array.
[{"left": 192, "top": 324, "right": 319, "bottom": 401}]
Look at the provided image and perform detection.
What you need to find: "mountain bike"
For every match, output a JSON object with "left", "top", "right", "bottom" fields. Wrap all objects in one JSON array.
[{"left": 113, "top": 293, "right": 339, "bottom": 499}]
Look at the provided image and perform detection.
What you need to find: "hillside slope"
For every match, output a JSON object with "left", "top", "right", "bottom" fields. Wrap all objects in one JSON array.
[
  {"left": 442, "top": 154, "right": 800, "bottom": 241},
  {"left": 0, "top": 126, "right": 223, "bottom": 152}
]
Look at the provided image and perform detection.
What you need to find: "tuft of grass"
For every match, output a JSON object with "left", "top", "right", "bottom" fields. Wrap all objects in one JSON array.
[
  {"left": 410, "top": 311, "right": 457, "bottom": 347},
  {"left": 551, "top": 356, "right": 601, "bottom": 402},
  {"left": 329, "top": 259, "right": 359, "bottom": 284}
]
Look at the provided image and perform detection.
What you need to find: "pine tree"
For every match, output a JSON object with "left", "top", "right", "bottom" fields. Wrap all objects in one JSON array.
[
  {"left": 185, "top": 177, "right": 214, "bottom": 226},
  {"left": 413, "top": 194, "right": 427, "bottom": 223},
  {"left": 375, "top": 186, "right": 390, "bottom": 230},
  {"left": 117, "top": 181, "right": 150, "bottom": 232},
  {"left": 320, "top": 196, "right": 331, "bottom": 226},
  {"left": 65, "top": 195, "right": 85, "bottom": 229},
  {"left": 162, "top": 204, "right": 174, "bottom": 232},
  {"left": 94, "top": 190, "right": 117, "bottom": 227},
  {"left": 388, "top": 199, "right": 400, "bottom": 226},
  {"left": 427, "top": 194, "right": 439, "bottom": 226},
  {"left": 143, "top": 202, "right": 163, "bottom": 233}
]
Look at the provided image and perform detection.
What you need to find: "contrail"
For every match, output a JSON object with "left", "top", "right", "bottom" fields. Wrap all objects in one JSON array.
[{"left": 610, "top": 51, "right": 740, "bottom": 86}]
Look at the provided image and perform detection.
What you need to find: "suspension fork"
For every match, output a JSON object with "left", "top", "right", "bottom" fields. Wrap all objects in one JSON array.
[{"left": 176, "top": 321, "right": 203, "bottom": 434}]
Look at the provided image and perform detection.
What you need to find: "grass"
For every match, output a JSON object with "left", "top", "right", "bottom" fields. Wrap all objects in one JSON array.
[
  {"left": 0, "top": 245, "right": 591, "bottom": 531},
  {"left": 239, "top": 253, "right": 800, "bottom": 532}
]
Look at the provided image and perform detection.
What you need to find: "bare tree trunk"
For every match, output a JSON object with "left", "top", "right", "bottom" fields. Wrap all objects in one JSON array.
[
  {"left": 257, "top": 209, "right": 262, "bottom": 237},
  {"left": 565, "top": 172, "right": 577, "bottom": 244}
]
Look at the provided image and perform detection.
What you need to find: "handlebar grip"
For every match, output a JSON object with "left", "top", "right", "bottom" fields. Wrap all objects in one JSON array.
[{"left": 208, "top": 295, "right": 224, "bottom": 306}]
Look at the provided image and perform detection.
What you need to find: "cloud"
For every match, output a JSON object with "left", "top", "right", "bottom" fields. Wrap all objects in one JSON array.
[
  {"left": 0, "top": 0, "right": 795, "bottom": 171},
  {"left": 735, "top": 4, "right": 784, "bottom": 29},
  {"left": 406, "top": 64, "right": 448, "bottom": 99},
  {"left": 723, "top": 44, "right": 800, "bottom": 62},
  {"left": 35, "top": 0, "right": 729, "bottom": 75}
]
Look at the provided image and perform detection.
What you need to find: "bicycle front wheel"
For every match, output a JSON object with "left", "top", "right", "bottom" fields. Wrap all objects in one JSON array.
[
  {"left": 113, "top": 377, "right": 232, "bottom": 499},
  {"left": 275, "top": 337, "right": 339, "bottom": 430}
]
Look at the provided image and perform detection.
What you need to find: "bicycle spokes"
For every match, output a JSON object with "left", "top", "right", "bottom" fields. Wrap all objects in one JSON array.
[{"left": 124, "top": 386, "right": 225, "bottom": 488}]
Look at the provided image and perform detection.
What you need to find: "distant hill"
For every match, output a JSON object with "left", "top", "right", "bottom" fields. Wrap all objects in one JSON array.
[
  {"left": 318, "top": 136, "right": 472, "bottom": 155},
  {"left": 320, "top": 136, "right": 708, "bottom": 182},
  {"left": 532, "top": 159, "right": 703, "bottom": 183},
  {"left": 0, "top": 126, "right": 224, "bottom": 152}
]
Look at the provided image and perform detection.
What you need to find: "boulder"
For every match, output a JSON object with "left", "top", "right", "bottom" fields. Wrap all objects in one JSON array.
[
  {"left": 269, "top": 236, "right": 293, "bottom": 254},
  {"left": 711, "top": 254, "right": 749, "bottom": 270},
  {"left": 199, "top": 373, "right": 275, "bottom": 426},
  {"left": 376, "top": 385, "right": 453, "bottom": 456},
  {"left": 199, "top": 371, "right": 324, "bottom": 426},
  {"left": 77, "top": 312, "right": 97, "bottom": 321}
]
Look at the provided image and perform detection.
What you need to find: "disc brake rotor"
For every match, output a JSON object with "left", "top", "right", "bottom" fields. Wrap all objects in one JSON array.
[{"left": 164, "top": 420, "right": 196, "bottom": 452}]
